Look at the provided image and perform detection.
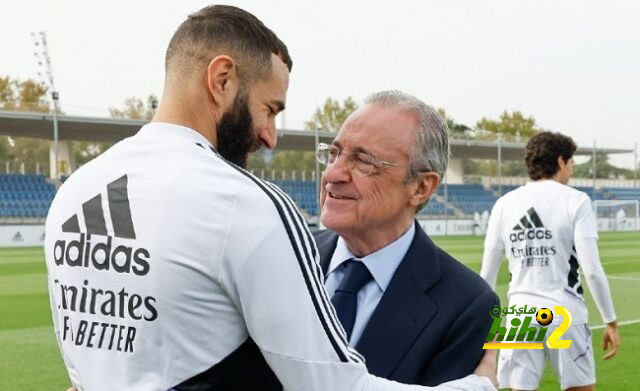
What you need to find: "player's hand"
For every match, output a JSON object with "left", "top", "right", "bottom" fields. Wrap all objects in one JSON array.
[
  {"left": 473, "top": 349, "right": 498, "bottom": 389},
  {"left": 65, "top": 387, "right": 77, "bottom": 391},
  {"left": 602, "top": 321, "right": 620, "bottom": 360}
]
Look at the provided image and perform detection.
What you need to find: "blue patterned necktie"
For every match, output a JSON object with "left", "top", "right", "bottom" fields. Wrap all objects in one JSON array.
[{"left": 331, "top": 259, "right": 373, "bottom": 341}]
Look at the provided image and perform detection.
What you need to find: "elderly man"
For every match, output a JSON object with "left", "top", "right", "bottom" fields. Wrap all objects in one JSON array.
[{"left": 315, "top": 90, "right": 498, "bottom": 386}]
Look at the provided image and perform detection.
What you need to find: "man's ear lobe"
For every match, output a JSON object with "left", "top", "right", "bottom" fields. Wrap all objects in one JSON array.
[
  {"left": 410, "top": 172, "right": 440, "bottom": 207},
  {"left": 206, "top": 55, "right": 239, "bottom": 109}
]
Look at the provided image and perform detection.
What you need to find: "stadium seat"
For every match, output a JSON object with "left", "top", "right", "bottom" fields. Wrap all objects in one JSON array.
[
  {"left": 0, "top": 174, "right": 54, "bottom": 220},
  {"left": 273, "top": 179, "right": 319, "bottom": 216},
  {"left": 436, "top": 184, "right": 498, "bottom": 215}
]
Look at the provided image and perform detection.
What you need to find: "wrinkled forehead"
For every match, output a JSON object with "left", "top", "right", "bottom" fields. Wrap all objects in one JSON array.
[{"left": 334, "top": 103, "right": 418, "bottom": 157}]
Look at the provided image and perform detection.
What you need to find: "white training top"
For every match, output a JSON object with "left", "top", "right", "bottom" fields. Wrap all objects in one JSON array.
[
  {"left": 481, "top": 180, "right": 616, "bottom": 325},
  {"left": 45, "top": 122, "right": 493, "bottom": 391}
]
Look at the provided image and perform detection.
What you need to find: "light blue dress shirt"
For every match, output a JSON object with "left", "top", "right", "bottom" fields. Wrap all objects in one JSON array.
[{"left": 324, "top": 223, "right": 415, "bottom": 347}]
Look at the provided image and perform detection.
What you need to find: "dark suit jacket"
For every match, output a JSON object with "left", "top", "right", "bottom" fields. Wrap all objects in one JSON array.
[{"left": 314, "top": 221, "right": 498, "bottom": 386}]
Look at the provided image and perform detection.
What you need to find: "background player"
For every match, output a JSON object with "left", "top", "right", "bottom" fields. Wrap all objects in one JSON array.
[{"left": 480, "top": 131, "right": 619, "bottom": 391}]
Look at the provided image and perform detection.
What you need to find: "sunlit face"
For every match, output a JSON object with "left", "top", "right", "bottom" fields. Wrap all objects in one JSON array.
[
  {"left": 320, "top": 103, "right": 421, "bottom": 242},
  {"left": 216, "top": 54, "right": 289, "bottom": 167}
]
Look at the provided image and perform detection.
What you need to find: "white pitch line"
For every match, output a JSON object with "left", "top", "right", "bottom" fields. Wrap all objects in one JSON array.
[
  {"left": 602, "top": 260, "right": 638, "bottom": 266},
  {"left": 607, "top": 275, "right": 640, "bottom": 282},
  {"left": 591, "top": 319, "right": 640, "bottom": 330}
]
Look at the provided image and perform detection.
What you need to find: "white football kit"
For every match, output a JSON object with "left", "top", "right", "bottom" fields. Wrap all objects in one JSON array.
[
  {"left": 45, "top": 122, "right": 494, "bottom": 391},
  {"left": 480, "top": 180, "right": 616, "bottom": 389}
]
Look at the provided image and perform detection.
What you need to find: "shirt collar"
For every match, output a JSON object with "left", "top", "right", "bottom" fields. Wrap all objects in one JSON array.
[
  {"left": 327, "top": 222, "right": 415, "bottom": 292},
  {"left": 137, "top": 121, "right": 214, "bottom": 149}
]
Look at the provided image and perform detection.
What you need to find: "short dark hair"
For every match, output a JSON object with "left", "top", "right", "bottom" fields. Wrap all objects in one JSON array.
[
  {"left": 525, "top": 131, "right": 577, "bottom": 180},
  {"left": 165, "top": 5, "right": 292, "bottom": 84}
]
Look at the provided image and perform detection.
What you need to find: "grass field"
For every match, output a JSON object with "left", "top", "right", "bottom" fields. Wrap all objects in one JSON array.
[
  {"left": 433, "top": 231, "right": 640, "bottom": 390},
  {"left": 0, "top": 231, "right": 638, "bottom": 390}
]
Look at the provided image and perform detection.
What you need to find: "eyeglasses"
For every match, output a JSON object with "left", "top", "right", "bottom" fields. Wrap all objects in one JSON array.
[{"left": 316, "top": 142, "right": 404, "bottom": 176}]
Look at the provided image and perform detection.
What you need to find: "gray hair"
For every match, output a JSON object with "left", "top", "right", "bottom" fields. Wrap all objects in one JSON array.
[
  {"left": 364, "top": 90, "right": 449, "bottom": 178},
  {"left": 364, "top": 90, "right": 450, "bottom": 211}
]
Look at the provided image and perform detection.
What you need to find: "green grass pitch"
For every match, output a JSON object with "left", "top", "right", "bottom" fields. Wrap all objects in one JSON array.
[
  {"left": 433, "top": 231, "right": 640, "bottom": 390},
  {"left": 0, "top": 231, "right": 638, "bottom": 390}
]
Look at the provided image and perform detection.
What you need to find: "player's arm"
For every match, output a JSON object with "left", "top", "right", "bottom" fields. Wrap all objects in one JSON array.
[
  {"left": 573, "top": 197, "right": 619, "bottom": 359},
  {"left": 219, "top": 186, "right": 496, "bottom": 391},
  {"left": 574, "top": 237, "right": 619, "bottom": 359},
  {"left": 479, "top": 249, "right": 503, "bottom": 290},
  {"left": 420, "top": 290, "right": 500, "bottom": 385},
  {"left": 574, "top": 238, "right": 616, "bottom": 324},
  {"left": 480, "top": 204, "right": 504, "bottom": 290}
]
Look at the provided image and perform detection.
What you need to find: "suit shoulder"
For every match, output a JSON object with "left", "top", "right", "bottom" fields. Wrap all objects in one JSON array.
[{"left": 436, "top": 247, "right": 494, "bottom": 296}]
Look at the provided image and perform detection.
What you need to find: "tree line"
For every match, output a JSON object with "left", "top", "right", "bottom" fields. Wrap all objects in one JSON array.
[
  {"left": 0, "top": 76, "right": 636, "bottom": 179},
  {"left": 0, "top": 76, "right": 156, "bottom": 172},
  {"left": 250, "top": 96, "right": 637, "bottom": 180}
]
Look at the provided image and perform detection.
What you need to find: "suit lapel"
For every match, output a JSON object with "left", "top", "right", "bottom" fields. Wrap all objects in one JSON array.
[
  {"left": 313, "top": 224, "right": 442, "bottom": 378},
  {"left": 354, "top": 222, "right": 442, "bottom": 378}
]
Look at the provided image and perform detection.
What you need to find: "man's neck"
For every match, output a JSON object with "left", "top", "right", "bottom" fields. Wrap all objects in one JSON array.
[
  {"left": 340, "top": 220, "right": 414, "bottom": 258},
  {"left": 152, "top": 91, "right": 219, "bottom": 148},
  {"left": 534, "top": 176, "right": 565, "bottom": 185}
]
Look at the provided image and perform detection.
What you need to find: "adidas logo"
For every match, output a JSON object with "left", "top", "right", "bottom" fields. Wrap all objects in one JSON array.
[
  {"left": 12, "top": 231, "right": 23, "bottom": 242},
  {"left": 62, "top": 175, "right": 136, "bottom": 239},
  {"left": 509, "top": 207, "right": 553, "bottom": 242},
  {"left": 53, "top": 175, "right": 150, "bottom": 276}
]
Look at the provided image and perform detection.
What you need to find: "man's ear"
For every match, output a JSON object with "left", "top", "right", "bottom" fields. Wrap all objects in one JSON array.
[
  {"left": 206, "top": 55, "right": 239, "bottom": 114},
  {"left": 557, "top": 155, "right": 566, "bottom": 170},
  {"left": 409, "top": 172, "right": 440, "bottom": 208}
]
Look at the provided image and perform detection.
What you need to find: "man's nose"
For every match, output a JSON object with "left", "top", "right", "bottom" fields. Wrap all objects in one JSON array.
[
  {"left": 259, "top": 121, "right": 277, "bottom": 149},
  {"left": 322, "top": 154, "right": 351, "bottom": 183}
]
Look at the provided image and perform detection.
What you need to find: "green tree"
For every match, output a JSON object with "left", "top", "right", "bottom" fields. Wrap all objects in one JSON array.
[
  {"left": 464, "top": 158, "right": 528, "bottom": 179},
  {"left": 475, "top": 110, "right": 541, "bottom": 142},
  {"left": 268, "top": 150, "right": 317, "bottom": 173},
  {"left": 246, "top": 154, "right": 267, "bottom": 174},
  {"left": 573, "top": 152, "right": 634, "bottom": 179},
  {"left": 0, "top": 76, "right": 51, "bottom": 172},
  {"left": 109, "top": 94, "right": 158, "bottom": 120},
  {"left": 461, "top": 110, "right": 542, "bottom": 177},
  {"left": 74, "top": 94, "right": 158, "bottom": 166},
  {"left": 304, "top": 97, "right": 358, "bottom": 132},
  {"left": 73, "top": 141, "right": 113, "bottom": 166},
  {"left": 437, "top": 108, "right": 473, "bottom": 140},
  {"left": 0, "top": 76, "right": 50, "bottom": 112}
]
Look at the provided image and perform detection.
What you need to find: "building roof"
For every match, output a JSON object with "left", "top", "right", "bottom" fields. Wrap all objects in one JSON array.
[{"left": 0, "top": 110, "right": 632, "bottom": 160}]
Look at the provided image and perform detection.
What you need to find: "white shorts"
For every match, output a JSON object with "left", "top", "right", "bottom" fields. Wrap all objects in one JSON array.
[{"left": 497, "top": 323, "right": 595, "bottom": 390}]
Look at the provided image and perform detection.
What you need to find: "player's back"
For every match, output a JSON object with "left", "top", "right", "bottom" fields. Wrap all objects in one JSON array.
[
  {"left": 44, "top": 123, "right": 268, "bottom": 390},
  {"left": 486, "top": 180, "right": 595, "bottom": 321}
]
